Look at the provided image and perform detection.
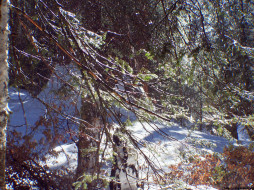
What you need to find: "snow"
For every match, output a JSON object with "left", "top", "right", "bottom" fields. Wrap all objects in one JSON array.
[
  {"left": 8, "top": 88, "right": 46, "bottom": 138},
  {"left": 7, "top": 87, "right": 252, "bottom": 190},
  {"left": 38, "top": 121, "right": 224, "bottom": 189},
  {"left": 237, "top": 124, "right": 252, "bottom": 143},
  {"left": 43, "top": 143, "right": 78, "bottom": 170},
  {"left": 39, "top": 121, "right": 236, "bottom": 190},
  {"left": 9, "top": 88, "right": 45, "bottom": 126}
]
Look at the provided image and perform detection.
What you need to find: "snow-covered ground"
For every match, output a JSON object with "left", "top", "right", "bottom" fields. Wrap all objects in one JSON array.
[
  {"left": 40, "top": 121, "right": 238, "bottom": 190},
  {"left": 8, "top": 87, "right": 252, "bottom": 189}
]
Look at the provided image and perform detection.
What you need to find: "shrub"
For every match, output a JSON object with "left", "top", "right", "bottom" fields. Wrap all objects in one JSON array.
[{"left": 167, "top": 144, "right": 254, "bottom": 189}]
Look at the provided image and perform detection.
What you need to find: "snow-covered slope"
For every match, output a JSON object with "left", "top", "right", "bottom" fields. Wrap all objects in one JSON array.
[
  {"left": 8, "top": 87, "right": 251, "bottom": 189},
  {"left": 40, "top": 121, "right": 238, "bottom": 190}
]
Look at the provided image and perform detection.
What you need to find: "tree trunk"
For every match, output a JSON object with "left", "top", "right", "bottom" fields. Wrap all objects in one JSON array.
[
  {"left": 0, "top": 0, "right": 9, "bottom": 189},
  {"left": 76, "top": 93, "right": 102, "bottom": 189}
]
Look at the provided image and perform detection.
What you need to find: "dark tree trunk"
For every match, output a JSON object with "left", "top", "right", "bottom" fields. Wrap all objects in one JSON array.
[{"left": 76, "top": 94, "right": 102, "bottom": 189}]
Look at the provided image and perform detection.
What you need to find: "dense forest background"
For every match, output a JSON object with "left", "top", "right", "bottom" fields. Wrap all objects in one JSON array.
[{"left": 0, "top": 0, "right": 253, "bottom": 189}]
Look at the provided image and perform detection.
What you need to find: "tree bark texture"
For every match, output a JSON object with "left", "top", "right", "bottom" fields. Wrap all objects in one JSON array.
[
  {"left": 0, "top": 0, "right": 9, "bottom": 189},
  {"left": 76, "top": 94, "right": 102, "bottom": 189}
]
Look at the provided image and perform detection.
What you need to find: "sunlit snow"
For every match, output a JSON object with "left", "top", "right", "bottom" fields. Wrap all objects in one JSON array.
[{"left": 8, "top": 87, "right": 251, "bottom": 190}]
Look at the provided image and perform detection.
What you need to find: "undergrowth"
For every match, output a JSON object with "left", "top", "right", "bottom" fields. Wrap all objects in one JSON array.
[{"left": 167, "top": 144, "right": 254, "bottom": 189}]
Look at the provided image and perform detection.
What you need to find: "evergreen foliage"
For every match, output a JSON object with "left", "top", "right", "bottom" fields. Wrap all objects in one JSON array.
[{"left": 5, "top": 0, "right": 254, "bottom": 189}]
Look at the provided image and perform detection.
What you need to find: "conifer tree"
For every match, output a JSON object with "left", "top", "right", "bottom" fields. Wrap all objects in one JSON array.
[{"left": 5, "top": 0, "right": 254, "bottom": 188}]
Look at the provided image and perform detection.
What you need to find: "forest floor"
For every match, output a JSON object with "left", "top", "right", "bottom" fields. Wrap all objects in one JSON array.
[{"left": 8, "top": 87, "right": 252, "bottom": 189}]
